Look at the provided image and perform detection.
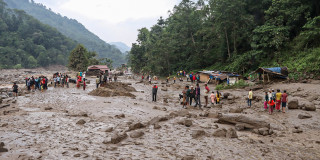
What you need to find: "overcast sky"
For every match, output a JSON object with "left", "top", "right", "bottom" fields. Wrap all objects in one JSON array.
[{"left": 33, "top": 0, "right": 181, "bottom": 47}]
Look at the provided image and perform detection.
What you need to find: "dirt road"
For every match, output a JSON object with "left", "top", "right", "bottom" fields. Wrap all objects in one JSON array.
[{"left": 1, "top": 69, "right": 320, "bottom": 159}]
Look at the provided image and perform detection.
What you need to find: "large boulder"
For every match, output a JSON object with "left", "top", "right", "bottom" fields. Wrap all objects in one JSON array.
[
  {"left": 184, "top": 119, "right": 193, "bottom": 127},
  {"left": 176, "top": 118, "right": 193, "bottom": 127},
  {"left": 0, "top": 142, "right": 8, "bottom": 153},
  {"left": 76, "top": 119, "right": 86, "bottom": 125},
  {"left": 258, "top": 128, "right": 270, "bottom": 136},
  {"left": 229, "top": 107, "right": 243, "bottom": 113},
  {"left": 223, "top": 93, "right": 231, "bottom": 99},
  {"left": 298, "top": 113, "right": 312, "bottom": 119},
  {"left": 213, "top": 128, "right": 227, "bottom": 137},
  {"left": 288, "top": 99, "right": 299, "bottom": 109},
  {"left": 305, "top": 103, "right": 316, "bottom": 111},
  {"left": 110, "top": 133, "right": 128, "bottom": 144},
  {"left": 170, "top": 110, "right": 190, "bottom": 117},
  {"left": 192, "top": 130, "right": 206, "bottom": 139},
  {"left": 128, "top": 122, "right": 145, "bottom": 131},
  {"left": 226, "top": 128, "right": 238, "bottom": 138},
  {"left": 130, "top": 131, "right": 144, "bottom": 138},
  {"left": 217, "top": 113, "right": 270, "bottom": 129},
  {"left": 148, "top": 116, "right": 169, "bottom": 125},
  {"left": 235, "top": 124, "right": 245, "bottom": 131}
]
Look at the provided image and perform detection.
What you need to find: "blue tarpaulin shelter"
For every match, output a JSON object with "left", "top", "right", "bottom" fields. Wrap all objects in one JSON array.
[{"left": 251, "top": 67, "right": 288, "bottom": 81}]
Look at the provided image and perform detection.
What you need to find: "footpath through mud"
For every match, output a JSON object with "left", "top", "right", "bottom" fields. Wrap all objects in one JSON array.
[{"left": 1, "top": 69, "right": 320, "bottom": 159}]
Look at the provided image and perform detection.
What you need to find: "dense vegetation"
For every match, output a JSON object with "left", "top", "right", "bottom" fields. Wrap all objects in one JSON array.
[
  {"left": 0, "top": 0, "right": 77, "bottom": 69},
  {"left": 4, "top": 0, "right": 126, "bottom": 66},
  {"left": 68, "top": 44, "right": 114, "bottom": 71},
  {"left": 129, "top": 0, "right": 320, "bottom": 78}
]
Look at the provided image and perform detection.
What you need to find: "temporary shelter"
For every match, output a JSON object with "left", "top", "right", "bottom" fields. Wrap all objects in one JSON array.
[{"left": 251, "top": 67, "right": 288, "bottom": 82}]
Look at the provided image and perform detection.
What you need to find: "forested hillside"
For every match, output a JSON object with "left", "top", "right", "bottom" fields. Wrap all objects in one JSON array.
[
  {"left": 0, "top": 0, "right": 77, "bottom": 69},
  {"left": 129, "top": 0, "right": 320, "bottom": 78},
  {"left": 4, "top": 0, "right": 126, "bottom": 66},
  {"left": 109, "top": 42, "right": 131, "bottom": 53}
]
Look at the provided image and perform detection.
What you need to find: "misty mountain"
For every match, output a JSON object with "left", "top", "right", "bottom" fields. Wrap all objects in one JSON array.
[
  {"left": 109, "top": 42, "right": 131, "bottom": 53},
  {"left": 4, "top": 0, "right": 126, "bottom": 66}
]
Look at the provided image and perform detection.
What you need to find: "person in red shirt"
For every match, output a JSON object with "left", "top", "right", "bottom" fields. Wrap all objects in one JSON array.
[
  {"left": 268, "top": 99, "right": 275, "bottom": 115},
  {"left": 76, "top": 76, "right": 81, "bottom": 89},
  {"left": 192, "top": 75, "right": 196, "bottom": 83},
  {"left": 281, "top": 90, "right": 288, "bottom": 113},
  {"left": 83, "top": 80, "right": 86, "bottom": 90}
]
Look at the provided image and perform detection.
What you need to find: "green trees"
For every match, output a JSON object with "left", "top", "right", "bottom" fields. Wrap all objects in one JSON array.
[
  {"left": 0, "top": 0, "right": 77, "bottom": 69},
  {"left": 68, "top": 44, "right": 89, "bottom": 71},
  {"left": 129, "top": 0, "right": 320, "bottom": 76},
  {"left": 4, "top": 0, "right": 126, "bottom": 67}
]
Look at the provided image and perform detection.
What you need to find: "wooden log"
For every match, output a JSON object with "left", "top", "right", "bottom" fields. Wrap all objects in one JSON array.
[{"left": 217, "top": 113, "right": 270, "bottom": 129}]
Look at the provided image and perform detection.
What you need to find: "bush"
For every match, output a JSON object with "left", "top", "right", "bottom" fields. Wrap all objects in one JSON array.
[{"left": 13, "top": 64, "right": 22, "bottom": 69}]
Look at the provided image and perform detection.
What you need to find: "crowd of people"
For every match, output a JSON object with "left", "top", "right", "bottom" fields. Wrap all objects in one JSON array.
[
  {"left": 265, "top": 89, "right": 288, "bottom": 114},
  {"left": 53, "top": 73, "right": 70, "bottom": 88},
  {"left": 180, "top": 83, "right": 222, "bottom": 109},
  {"left": 24, "top": 76, "right": 49, "bottom": 92},
  {"left": 144, "top": 71, "right": 289, "bottom": 115},
  {"left": 95, "top": 72, "right": 118, "bottom": 89}
]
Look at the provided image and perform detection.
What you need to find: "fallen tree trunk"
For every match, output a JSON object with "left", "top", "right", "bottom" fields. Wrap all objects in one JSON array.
[{"left": 217, "top": 113, "right": 270, "bottom": 129}]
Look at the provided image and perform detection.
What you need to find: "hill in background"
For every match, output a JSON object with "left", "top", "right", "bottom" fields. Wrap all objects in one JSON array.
[
  {"left": 4, "top": 0, "right": 126, "bottom": 66},
  {"left": 0, "top": 0, "right": 77, "bottom": 69},
  {"left": 109, "top": 42, "right": 131, "bottom": 53}
]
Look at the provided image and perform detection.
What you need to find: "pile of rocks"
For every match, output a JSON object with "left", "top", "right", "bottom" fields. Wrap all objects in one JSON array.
[{"left": 288, "top": 99, "right": 316, "bottom": 111}]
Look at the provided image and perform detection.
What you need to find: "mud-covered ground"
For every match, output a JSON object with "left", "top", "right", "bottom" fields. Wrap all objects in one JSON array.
[{"left": 1, "top": 69, "right": 320, "bottom": 160}]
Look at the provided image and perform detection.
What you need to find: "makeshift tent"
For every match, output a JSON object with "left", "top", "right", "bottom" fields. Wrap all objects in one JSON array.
[
  {"left": 251, "top": 67, "right": 288, "bottom": 82},
  {"left": 197, "top": 71, "right": 241, "bottom": 84}
]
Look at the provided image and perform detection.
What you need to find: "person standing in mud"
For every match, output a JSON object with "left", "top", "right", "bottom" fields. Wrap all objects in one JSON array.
[
  {"left": 192, "top": 75, "right": 196, "bottom": 84},
  {"left": 61, "top": 74, "right": 65, "bottom": 88},
  {"left": 268, "top": 98, "right": 275, "bottom": 115},
  {"left": 248, "top": 89, "right": 253, "bottom": 107},
  {"left": 12, "top": 82, "right": 18, "bottom": 98},
  {"left": 96, "top": 76, "right": 100, "bottom": 89},
  {"left": 30, "top": 76, "right": 35, "bottom": 91},
  {"left": 149, "top": 76, "right": 151, "bottom": 84},
  {"left": 268, "top": 89, "right": 272, "bottom": 101},
  {"left": 66, "top": 75, "right": 69, "bottom": 88},
  {"left": 275, "top": 89, "right": 282, "bottom": 112},
  {"left": 216, "top": 91, "right": 221, "bottom": 104},
  {"left": 114, "top": 75, "right": 117, "bottom": 82},
  {"left": 76, "top": 76, "right": 81, "bottom": 89},
  {"left": 41, "top": 77, "right": 46, "bottom": 92},
  {"left": 281, "top": 90, "right": 288, "bottom": 113},
  {"left": 174, "top": 77, "right": 176, "bottom": 83},
  {"left": 264, "top": 92, "right": 269, "bottom": 111},
  {"left": 152, "top": 84, "right": 158, "bottom": 102},
  {"left": 83, "top": 79, "right": 86, "bottom": 90},
  {"left": 27, "top": 78, "right": 31, "bottom": 91},
  {"left": 195, "top": 83, "right": 201, "bottom": 107},
  {"left": 189, "top": 86, "right": 196, "bottom": 106},
  {"left": 54, "top": 76, "right": 57, "bottom": 88},
  {"left": 35, "top": 77, "right": 39, "bottom": 90},
  {"left": 182, "top": 86, "right": 188, "bottom": 108},
  {"left": 203, "top": 84, "right": 210, "bottom": 107},
  {"left": 271, "top": 89, "right": 276, "bottom": 101}
]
